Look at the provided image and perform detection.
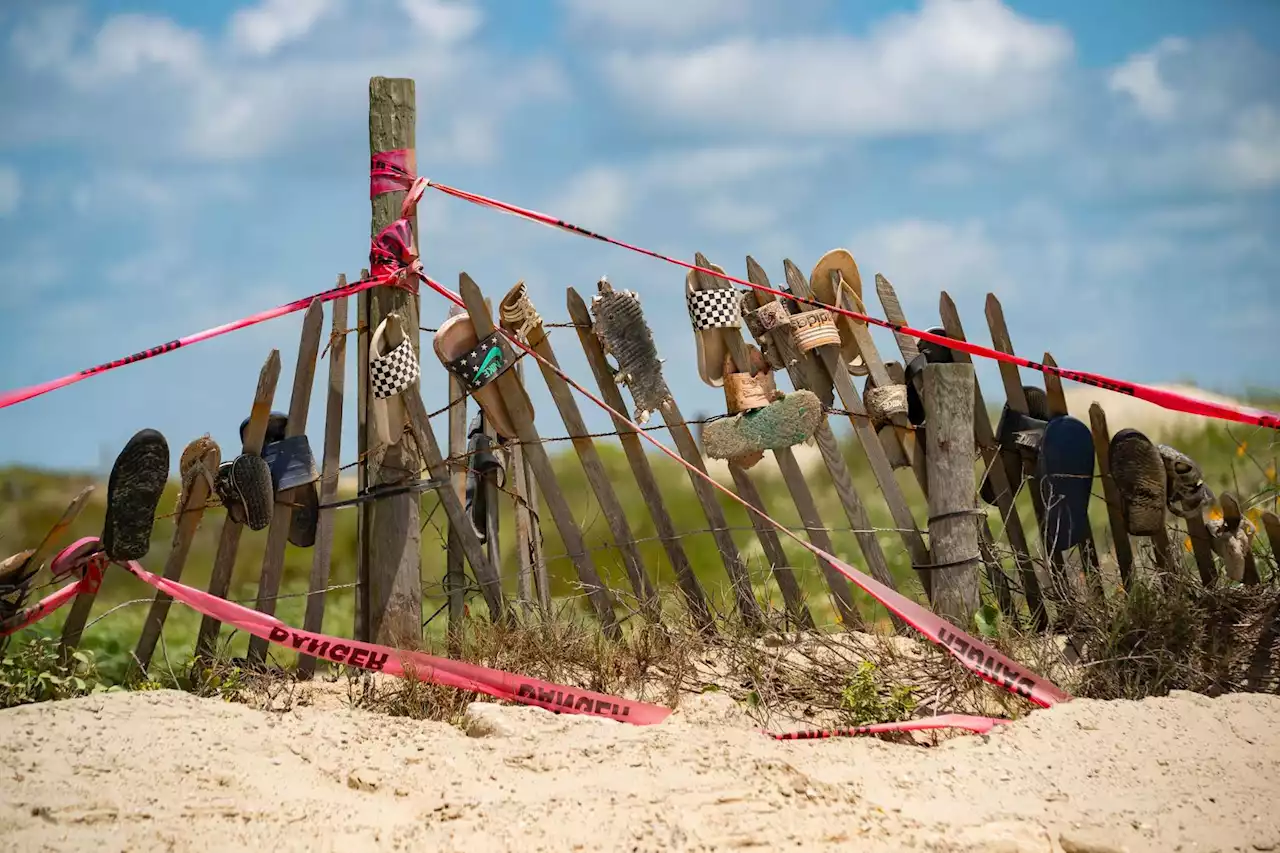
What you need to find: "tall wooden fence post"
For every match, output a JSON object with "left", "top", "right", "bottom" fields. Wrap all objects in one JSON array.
[
  {"left": 365, "top": 77, "right": 423, "bottom": 645},
  {"left": 923, "top": 363, "right": 982, "bottom": 626}
]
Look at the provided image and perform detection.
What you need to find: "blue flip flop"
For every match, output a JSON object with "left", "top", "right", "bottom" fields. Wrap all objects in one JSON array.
[{"left": 1035, "top": 415, "right": 1095, "bottom": 554}]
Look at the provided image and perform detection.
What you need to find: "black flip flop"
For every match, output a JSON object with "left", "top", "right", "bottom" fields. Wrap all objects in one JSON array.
[
  {"left": 1035, "top": 415, "right": 1095, "bottom": 554},
  {"left": 980, "top": 385, "right": 1050, "bottom": 505},
  {"left": 288, "top": 482, "right": 319, "bottom": 549},
  {"left": 102, "top": 428, "right": 170, "bottom": 561},
  {"left": 215, "top": 454, "right": 275, "bottom": 531},
  {"left": 464, "top": 412, "right": 506, "bottom": 542},
  {"left": 1109, "top": 428, "right": 1167, "bottom": 536}
]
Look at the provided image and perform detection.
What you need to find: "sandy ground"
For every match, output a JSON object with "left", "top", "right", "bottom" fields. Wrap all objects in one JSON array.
[{"left": 2, "top": 689, "right": 1279, "bottom": 853}]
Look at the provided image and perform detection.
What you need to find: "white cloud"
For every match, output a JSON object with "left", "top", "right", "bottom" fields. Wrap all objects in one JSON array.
[
  {"left": 693, "top": 197, "right": 777, "bottom": 234},
  {"left": 398, "top": 0, "right": 482, "bottom": 45},
  {"left": 601, "top": 0, "right": 1072, "bottom": 137},
  {"left": 851, "top": 219, "right": 1007, "bottom": 294},
  {"left": 1222, "top": 104, "right": 1280, "bottom": 189},
  {"left": 5, "top": 4, "right": 564, "bottom": 165},
  {"left": 70, "top": 14, "right": 205, "bottom": 86},
  {"left": 561, "top": 0, "right": 765, "bottom": 40},
  {"left": 0, "top": 166, "right": 20, "bottom": 216},
  {"left": 229, "top": 0, "right": 340, "bottom": 57},
  {"left": 1107, "top": 36, "right": 1187, "bottom": 121}
]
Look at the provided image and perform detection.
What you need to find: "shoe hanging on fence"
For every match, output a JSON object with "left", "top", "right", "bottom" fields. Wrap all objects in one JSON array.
[
  {"left": 175, "top": 435, "right": 221, "bottom": 516},
  {"left": 1035, "top": 415, "right": 1095, "bottom": 554},
  {"left": 902, "top": 326, "right": 955, "bottom": 427},
  {"left": 685, "top": 269, "right": 742, "bottom": 389},
  {"left": 1108, "top": 428, "right": 1168, "bottom": 536},
  {"left": 102, "top": 428, "right": 170, "bottom": 562},
  {"left": 702, "top": 350, "right": 823, "bottom": 465},
  {"left": 370, "top": 313, "right": 421, "bottom": 448},
  {"left": 808, "top": 249, "right": 869, "bottom": 377},
  {"left": 591, "top": 279, "right": 673, "bottom": 424},
  {"left": 463, "top": 411, "right": 507, "bottom": 542},
  {"left": 1156, "top": 443, "right": 1214, "bottom": 519},
  {"left": 979, "top": 385, "right": 1050, "bottom": 505},
  {"left": 240, "top": 411, "right": 288, "bottom": 448},
  {"left": 434, "top": 307, "right": 521, "bottom": 440},
  {"left": 215, "top": 453, "right": 274, "bottom": 531}
]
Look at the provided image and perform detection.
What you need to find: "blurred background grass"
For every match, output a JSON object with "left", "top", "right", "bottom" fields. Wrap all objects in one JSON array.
[{"left": 3, "top": 386, "right": 1276, "bottom": 684}]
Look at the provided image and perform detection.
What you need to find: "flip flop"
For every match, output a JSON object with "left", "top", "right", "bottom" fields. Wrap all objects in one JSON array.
[
  {"left": 685, "top": 263, "right": 743, "bottom": 388},
  {"left": 370, "top": 313, "right": 421, "bottom": 447},
  {"left": 288, "top": 481, "right": 319, "bottom": 549},
  {"left": 434, "top": 310, "right": 521, "bottom": 440},
  {"left": 979, "top": 386, "right": 1050, "bottom": 505},
  {"left": 215, "top": 454, "right": 275, "bottom": 531},
  {"left": 702, "top": 390, "right": 824, "bottom": 461},
  {"left": 1156, "top": 444, "right": 1214, "bottom": 519},
  {"left": 1109, "top": 428, "right": 1168, "bottom": 536},
  {"left": 808, "top": 249, "right": 868, "bottom": 377},
  {"left": 903, "top": 327, "right": 954, "bottom": 426},
  {"left": 464, "top": 412, "right": 507, "bottom": 542},
  {"left": 1035, "top": 415, "right": 1095, "bottom": 554},
  {"left": 591, "top": 280, "right": 672, "bottom": 424},
  {"left": 1209, "top": 492, "right": 1256, "bottom": 583},
  {"left": 102, "top": 428, "right": 170, "bottom": 561}
]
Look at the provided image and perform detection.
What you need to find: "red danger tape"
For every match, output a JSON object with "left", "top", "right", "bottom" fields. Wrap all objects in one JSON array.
[
  {"left": 768, "top": 713, "right": 1008, "bottom": 740},
  {"left": 24, "top": 538, "right": 671, "bottom": 725}
]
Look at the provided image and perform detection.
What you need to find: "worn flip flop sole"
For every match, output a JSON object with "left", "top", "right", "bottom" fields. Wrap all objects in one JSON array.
[
  {"left": 1109, "top": 428, "right": 1167, "bottom": 536},
  {"left": 702, "top": 390, "right": 823, "bottom": 460},
  {"left": 103, "top": 428, "right": 170, "bottom": 561},
  {"left": 232, "top": 454, "right": 275, "bottom": 532},
  {"left": 1036, "top": 415, "right": 1095, "bottom": 554}
]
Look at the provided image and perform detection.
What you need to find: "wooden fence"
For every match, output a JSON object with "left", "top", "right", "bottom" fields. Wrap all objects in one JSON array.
[{"left": 40, "top": 77, "right": 1280, "bottom": 679}]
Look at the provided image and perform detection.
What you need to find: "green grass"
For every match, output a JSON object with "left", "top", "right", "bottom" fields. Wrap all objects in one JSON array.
[{"left": 3, "top": 386, "right": 1277, "bottom": 686}]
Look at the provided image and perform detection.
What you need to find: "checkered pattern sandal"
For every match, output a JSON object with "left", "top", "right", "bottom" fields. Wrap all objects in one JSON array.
[
  {"left": 685, "top": 270, "right": 742, "bottom": 388},
  {"left": 370, "top": 314, "right": 421, "bottom": 448}
]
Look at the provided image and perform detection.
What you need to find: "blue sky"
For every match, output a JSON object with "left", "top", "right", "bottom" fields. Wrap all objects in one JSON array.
[{"left": 0, "top": 0, "right": 1277, "bottom": 472}]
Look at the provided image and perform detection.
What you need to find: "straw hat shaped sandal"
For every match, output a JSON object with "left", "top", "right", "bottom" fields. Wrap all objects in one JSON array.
[{"left": 809, "top": 249, "right": 869, "bottom": 377}]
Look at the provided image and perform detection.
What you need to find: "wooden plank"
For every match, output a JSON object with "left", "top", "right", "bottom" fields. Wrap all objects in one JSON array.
[
  {"left": 1087, "top": 403, "right": 1136, "bottom": 587},
  {"left": 723, "top": 459, "right": 815, "bottom": 629},
  {"left": 445, "top": 366, "right": 467, "bottom": 645},
  {"left": 132, "top": 442, "right": 219, "bottom": 673},
  {"left": 1185, "top": 514, "right": 1217, "bottom": 586},
  {"left": 511, "top": 419, "right": 536, "bottom": 616},
  {"left": 566, "top": 286, "right": 712, "bottom": 630},
  {"left": 923, "top": 363, "right": 983, "bottom": 624},
  {"left": 298, "top": 288, "right": 350, "bottom": 679},
  {"left": 519, "top": 307, "right": 660, "bottom": 619},
  {"left": 41, "top": 486, "right": 97, "bottom": 656},
  {"left": 874, "top": 279, "right": 1016, "bottom": 622},
  {"left": 247, "top": 298, "right": 325, "bottom": 665},
  {"left": 782, "top": 260, "right": 932, "bottom": 590},
  {"left": 743, "top": 257, "right": 902, "bottom": 618},
  {"left": 195, "top": 350, "right": 282, "bottom": 661},
  {"left": 400, "top": 388, "right": 508, "bottom": 622},
  {"left": 1221, "top": 492, "right": 1261, "bottom": 585},
  {"left": 355, "top": 281, "right": 370, "bottom": 642},
  {"left": 458, "top": 274, "right": 620, "bottom": 636},
  {"left": 365, "top": 77, "right": 422, "bottom": 646},
  {"left": 875, "top": 274, "right": 921, "bottom": 364},
  {"left": 938, "top": 292, "right": 1045, "bottom": 629},
  {"left": 1263, "top": 511, "right": 1280, "bottom": 567},
  {"left": 696, "top": 254, "right": 861, "bottom": 627},
  {"left": 483, "top": 416, "right": 502, "bottom": 573}
]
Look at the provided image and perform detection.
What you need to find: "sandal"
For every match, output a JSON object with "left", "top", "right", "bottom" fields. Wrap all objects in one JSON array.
[
  {"left": 702, "top": 390, "right": 824, "bottom": 461},
  {"left": 591, "top": 279, "right": 673, "bottom": 423},
  {"left": 808, "top": 249, "right": 868, "bottom": 376},
  {"left": 1109, "top": 428, "right": 1168, "bottom": 536},
  {"left": 464, "top": 412, "right": 507, "bottom": 542},
  {"left": 434, "top": 308, "right": 521, "bottom": 440},
  {"left": 215, "top": 453, "right": 275, "bottom": 531},
  {"left": 685, "top": 266, "right": 743, "bottom": 388},
  {"left": 102, "top": 428, "right": 170, "bottom": 561},
  {"left": 1156, "top": 444, "right": 1214, "bottom": 519},
  {"left": 1035, "top": 415, "right": 1095, "bottom": 554},
  {"left": 370, "top": 314, "right": 421, "bottom": 448}
]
